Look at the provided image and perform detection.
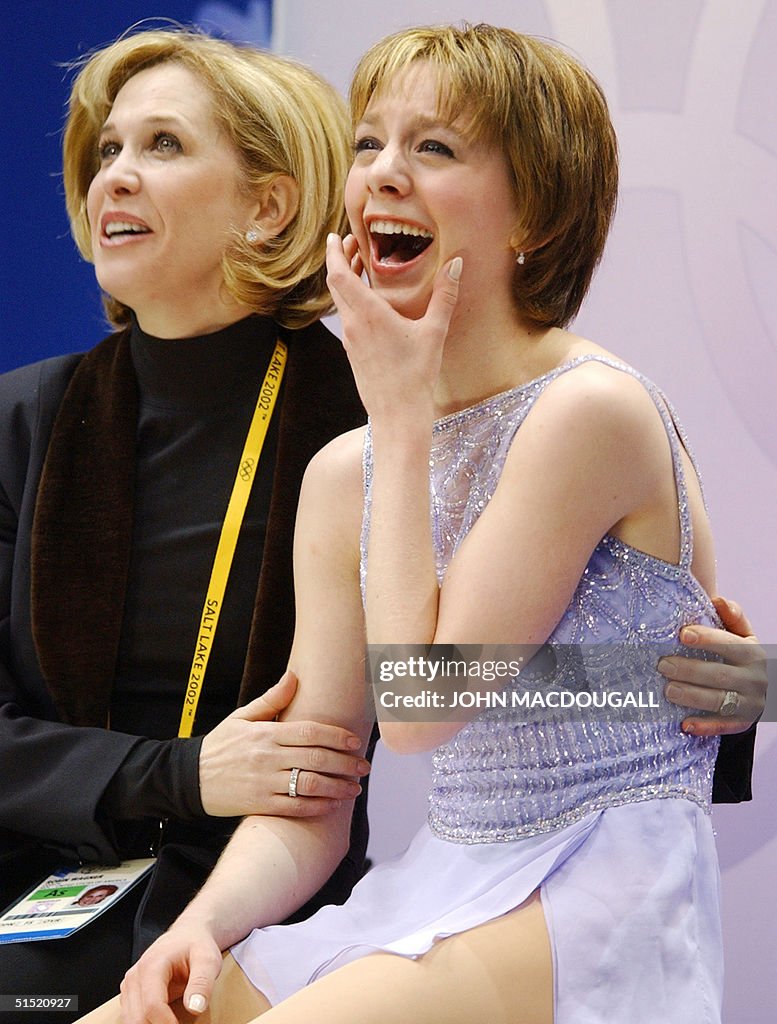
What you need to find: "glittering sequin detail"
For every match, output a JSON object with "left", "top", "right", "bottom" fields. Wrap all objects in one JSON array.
[{"left": 361, "top": 356, "right": 720, "bottom": 843}]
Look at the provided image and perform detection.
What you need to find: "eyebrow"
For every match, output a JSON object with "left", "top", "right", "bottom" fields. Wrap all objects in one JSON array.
[
  {"left": 357, "top": 112, "right": 457, "bottom": 134},
  {"left": 99, "top": 113, "right": 190, "bottom": 135}
]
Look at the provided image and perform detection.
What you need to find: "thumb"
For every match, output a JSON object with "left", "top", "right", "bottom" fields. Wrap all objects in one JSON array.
[
  {"left": 424, "top": 256, "right": 462, "bottom": 335},
  {"left": 232, "top": 669, "right": 299, "bottom": 722},
  {"left": 183, "top": 944, "right": 224, "bottom": 1016}
]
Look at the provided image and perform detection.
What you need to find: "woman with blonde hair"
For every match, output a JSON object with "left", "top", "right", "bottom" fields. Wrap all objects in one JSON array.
[
  {"left": 0, "top": 27, "right": 373, "bottom": 1019},
  {"left": 104, "top": 22, "right": 765, "bottom": 1024}
]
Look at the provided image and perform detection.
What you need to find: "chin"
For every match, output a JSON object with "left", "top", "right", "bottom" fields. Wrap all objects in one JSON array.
[{"left": 371, "top": 281, "right": 432, "bottom": 321}]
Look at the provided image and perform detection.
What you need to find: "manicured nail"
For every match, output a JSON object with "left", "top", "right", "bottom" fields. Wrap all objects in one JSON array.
[
  {"left": 327, "top": 232, "right": 339, "bottom": 244},
  {"left": 187, "top": 994, "right": 207, "bottom": 1014},
  {"left": 449, "top": 256, "right": 463, "bottom": 281},
  {"left": 346, "top": 736, "right": 361, "bottom": 749},
  {"left": 681, "top": 627, "right": 699, "bottom": 645}
]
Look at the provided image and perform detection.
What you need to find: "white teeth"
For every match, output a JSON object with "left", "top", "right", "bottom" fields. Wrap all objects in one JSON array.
[
  {"left": 369, "top": 219, "right": 433, "bottom": 239},
  {"left": 105, "top": 221, "right": 149, "bottom": 237}
]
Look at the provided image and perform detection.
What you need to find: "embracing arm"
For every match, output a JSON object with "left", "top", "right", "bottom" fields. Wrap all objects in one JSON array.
[
  {"left": 661, "top": 597, "right": 766, "bottom": 737},
  {"left": 119, "top": 430, "right": 371, "bottom": 1023}
]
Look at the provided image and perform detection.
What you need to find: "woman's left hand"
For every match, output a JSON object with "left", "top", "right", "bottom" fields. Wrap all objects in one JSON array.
[
  {"left": 659, "top": 597, "right": 767, "bottom": 735},
  {"left": 325, "top": 233, "right": 461, "bottom": 421}
]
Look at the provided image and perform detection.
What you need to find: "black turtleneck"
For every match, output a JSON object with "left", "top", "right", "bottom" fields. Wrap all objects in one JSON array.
[{"left": 100, "top": 315, "right": 282, "bottom": 833}]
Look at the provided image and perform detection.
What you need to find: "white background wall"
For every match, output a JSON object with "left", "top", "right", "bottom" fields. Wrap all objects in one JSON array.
[{"left": 272, "top": 2, "right": 776, "bottom": 1020}]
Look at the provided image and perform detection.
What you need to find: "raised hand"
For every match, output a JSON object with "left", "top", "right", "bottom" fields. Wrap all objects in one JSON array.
[{"left": 325, "top": 232, "right": 461, "bottom": 421}]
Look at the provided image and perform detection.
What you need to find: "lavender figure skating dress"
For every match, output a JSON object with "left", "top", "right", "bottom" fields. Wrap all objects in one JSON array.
[{"left": 232, "top": 356, "right": 723, "bottom": 1023}]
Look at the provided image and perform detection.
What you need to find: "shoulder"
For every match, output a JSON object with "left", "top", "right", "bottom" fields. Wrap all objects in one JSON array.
[
  {"left": 303, "top": 427, "right": 366, "bottom": 500},
  {"left": 495, "top": 355, "right": 675, "bottom": 522},
  {"left": 526, "top": 357, "right": 666, "bottom": 453},
  {"left": 0, "top": 353, "right": 84, "bottom": 444},
  {"left": 0, "top": 352, "right": 84, "bottom": 405}
]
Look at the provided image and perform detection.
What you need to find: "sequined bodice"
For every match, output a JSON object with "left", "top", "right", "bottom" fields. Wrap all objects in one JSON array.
[{"left": 361, "top": 356, "right": 720, "bottom": 842}]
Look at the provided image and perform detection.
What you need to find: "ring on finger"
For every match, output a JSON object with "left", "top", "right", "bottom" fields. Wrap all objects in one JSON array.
[
  {"left": 288, "top": 767, "right": 301, "bottom": 798},
  {"left": 718, "top": 690, "right": 740, "bottom": 717}
]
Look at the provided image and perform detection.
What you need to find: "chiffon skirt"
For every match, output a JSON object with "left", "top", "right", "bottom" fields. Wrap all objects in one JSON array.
[{"left": 231, "top": 798, "right": 722, "bottom": 1023}]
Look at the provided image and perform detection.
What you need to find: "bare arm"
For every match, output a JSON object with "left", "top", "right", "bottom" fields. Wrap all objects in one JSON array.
[
  {"left": 327, "top": 236, "right": 717, "bottom": 754},
  {"left": 119, "top": 431, "right": 370, "bottom": 1023}
]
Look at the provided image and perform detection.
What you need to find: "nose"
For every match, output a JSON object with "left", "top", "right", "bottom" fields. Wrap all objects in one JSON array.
[
  {"left": 99, "top": 149, "right": 141, "bottom": 197},
  {"left": 365, "top": 144, "right": 411, "bottom": 197}
]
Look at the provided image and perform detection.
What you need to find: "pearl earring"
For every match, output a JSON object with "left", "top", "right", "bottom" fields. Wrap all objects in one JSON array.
[
  {"left": 246, "top": 229, "right": 260, "bottom": 243},
  {"left": 516, "top": 251, "right": 526, "bottom": 265}
]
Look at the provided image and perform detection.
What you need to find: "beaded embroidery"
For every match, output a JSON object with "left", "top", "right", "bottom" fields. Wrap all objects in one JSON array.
[{"left": 361, "top": 356, "right": 720, "bottom": 843}]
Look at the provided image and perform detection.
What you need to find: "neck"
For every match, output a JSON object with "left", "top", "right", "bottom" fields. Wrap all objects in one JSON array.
[
  {"left": 432, "top": 314, "right": 566, "bottom": 418},
  {"left": 132, "top": 298, "right": 256, "bottom": 340}
]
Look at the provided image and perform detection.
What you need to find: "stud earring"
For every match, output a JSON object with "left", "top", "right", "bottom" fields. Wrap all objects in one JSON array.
[
  {"left": 246, "top": 229, "right": 260, "bottom": 243},
  {"left": 516, "top": 251, "right": 526, "bottom": 265}
]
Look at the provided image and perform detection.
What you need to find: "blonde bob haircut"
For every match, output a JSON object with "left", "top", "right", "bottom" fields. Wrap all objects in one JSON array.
[
  {"left": 63, "top": 27, "right": 350, "bottom": 330},
  {"left": 349, "top": 23, "right": 618, "bottom": 329}
]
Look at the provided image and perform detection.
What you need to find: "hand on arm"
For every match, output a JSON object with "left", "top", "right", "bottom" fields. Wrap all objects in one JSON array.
[
  {"left": 660, "top": 596, "right": 767, "bottom": 736},
  {"left": 198, "top": 670, "right": 369, "bottom": 817}
]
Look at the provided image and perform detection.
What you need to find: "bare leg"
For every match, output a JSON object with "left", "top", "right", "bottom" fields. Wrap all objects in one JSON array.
[
  {"left": 243, "top": 889, "right": 552, "bottom": 1024},
  {"left": 78, "top": 892, "right": 552, "bottom": 1024}
]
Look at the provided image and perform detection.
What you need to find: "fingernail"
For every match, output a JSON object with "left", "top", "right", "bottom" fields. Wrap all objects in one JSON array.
[
  {"left": 681, "top": 721, "right": 696, "bottom": 735},
  {"left": 681, "top": 627, "right": 699, "bottom": 645},
  {"left": 187, "top": 994, "right": 207, "bottom": 1014},
  {"left": 346, "top": 736, "right": 361, "bottom": 749},
  {"left": 449, "top": 256, "right": 463, "bottom": 281},
  {"left": 327, "top": 232, "right": 339, "bottom": 244},
  {"left": 357, "top": 760, "right": 371, "bottom": 774}
]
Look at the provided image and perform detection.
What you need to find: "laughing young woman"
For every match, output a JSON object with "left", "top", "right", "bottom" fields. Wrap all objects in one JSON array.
[{"left": 81, "top": 23, "right": 764, "bottom": 1024}]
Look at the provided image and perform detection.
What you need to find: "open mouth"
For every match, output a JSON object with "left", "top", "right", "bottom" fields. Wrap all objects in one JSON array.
[
  {"left": 370, "top": 219, "right": 433, "bottom": 265},
  {"left": 104, "top": 221, "right": 152, "bottom": 239}
]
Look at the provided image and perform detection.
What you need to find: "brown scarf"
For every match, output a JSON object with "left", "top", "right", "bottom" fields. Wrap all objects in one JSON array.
[{"left": 30, "top": 322, "right": 365, "bottom": 727}]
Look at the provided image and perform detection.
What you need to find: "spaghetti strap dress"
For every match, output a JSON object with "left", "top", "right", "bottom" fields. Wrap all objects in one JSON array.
[{"left": 232, "top": 356, "right": 723, "bottom": 1024}]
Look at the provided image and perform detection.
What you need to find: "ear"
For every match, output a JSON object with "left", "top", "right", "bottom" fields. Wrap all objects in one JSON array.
[{"left": 251, "top": 174, "right": 300, "bottom": 239}]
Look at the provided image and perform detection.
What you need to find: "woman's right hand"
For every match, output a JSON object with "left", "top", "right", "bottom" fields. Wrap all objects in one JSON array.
[{"left": 198, "top": 671, "right": 370, "bottom": 817}]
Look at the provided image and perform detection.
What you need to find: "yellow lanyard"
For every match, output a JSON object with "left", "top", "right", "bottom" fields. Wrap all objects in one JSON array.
[{"left": 178, "top": 338, "right": 287, "bottom": 738}]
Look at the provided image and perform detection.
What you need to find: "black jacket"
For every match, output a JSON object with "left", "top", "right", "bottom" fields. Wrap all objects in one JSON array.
[{"left": 0, "top": 317, "right": 371, "bottom": 945}]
